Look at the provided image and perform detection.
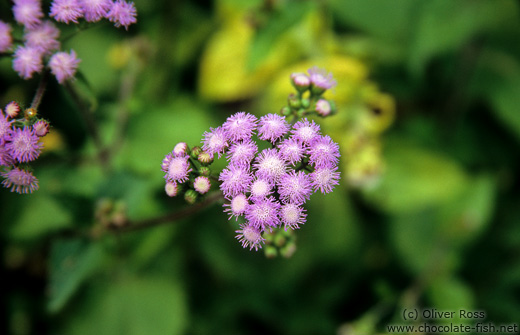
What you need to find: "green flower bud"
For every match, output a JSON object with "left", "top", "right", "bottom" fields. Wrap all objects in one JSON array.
[
  {"left": 184, "top": 189, "right": 198, "bottom": 204},
  {"left": 288, "top": 94, "right": 302, "bottom": 110},
  {"left": 199, "top": 166, "right": 211, "bottom": 177},
  {"left": 274, "top": 233, "right": 286, "bottom": 248},
  {"left": 301, "top": 98, "right": 310, "bottom": 109},
  {"left": 24, "top": 107, "right": 38, "bottom": 119},
  {"left": 264, "top": 245, "right": 278, "bottom": 259},
  {"left": 280, "top": 242, "right": 297, "bottom": 258},
  {"left": 198, "top": 151, "right": 213, "bottom": 165},
  {"left": 190, "top": 146, "right": 202, "bottom": 159},
  {"left": 281, "top": 106, "right": 291, "bottom": 116}
]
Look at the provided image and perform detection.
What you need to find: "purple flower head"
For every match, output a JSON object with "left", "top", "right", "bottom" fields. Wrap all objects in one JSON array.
[
  {"left": 165, "top": 181, "right": 178, "bottom": 197},
  {"left": 49, "top": 50, "right": 81, "bottom": 84},
  {"left": 308, "top": 66, "right": 337, "bottom": 91},
  {"left": 278, "top": 137, "right": 304, "bottom": 166},
  {"left": 310, "top": 166, "right": 340, "bottom": 194},
  {"left": 1, "top": 167, "right": 39, "bottom": 194},
  {"left": 5, "top": 102, "right": 20, "bottom": 119},
  {"left": 223, "top": 193, "right": 248, "bottom": 220},
  {"left": 50, "top": 0, "right": 84, "bottom": 23},
  {"left": 280, "top": 203, "right": 307, "bottom": 230},
  {"left": 0, "top": 111, "right": 14, "bottom": 143},
  {"left": 0, "top": 146, "right": 14, "bottom": 167},
  {"left": 222, "top": 112, "right": 257, "bottom": 142},
  {"left": 202, "top": 126, "right": 228, "bottom": 159},
  {"left": 164, "top": 154, "right": 191, "bottom": 183},
  {"left": 219, "top": 164, "right": 252, "bottom": 198},
  {"left": 249, "top": 177, "right": 272, "bottom": 200},
  {"left": 258, "top": 114, "right": 289, "bottom": 144},
  {"left": 33, "top": 120, "right": 50, "bottom": 137},
  {"left": 5, "top": 126, "right": 42, "bottom": 163},
  {"left": 315, "top": 99, "right": 331, "bottom": 117},
  {"left": 24, "top": 21, "right": 60, "bottom": 56},
  {"left": 161, "top": 153, "right": 172, "bottom": 172},
  {"left": 0, "top": 21, "right": 13, "bottom": 53},
  {"left": 226, "top": 139, "right": 257, "bottom": 167},
  {"left": 80, "top": 0, "right": 112, "bottom": 22},
  {"left": 106, "top": 0, "right": 137, "bottom": 30},
  {"left": 13, "top": 46, "right": 43, "bottom": 79},
  {"left": 245, "top": 196, "right": 280, "bottom": 231},
  {"left": 290, "top": 72, "right": 310, "bottom": 90},
  {"left": 172, "top": 142, "right": 188, "bottom": 157},
  {"left": 253, "top": 148, "right": 287, "bottom": 183},
  {"left": 13, "top": 0, "right": 43, "bottom": 29},
  {"left": 194, "top": 176, "right": 211, "bottom": 194},
  {"left": 308, "top": 135, "right": 340, "bottom": 168},
  {"left": 291, "top": 118, "right": 321, "bottom": 145},
  {"left": 278, "top": 171, "right": 312, "bottom": 205},
  {"left": 235, "top": 223, "right": 265, "bottom": 251}
]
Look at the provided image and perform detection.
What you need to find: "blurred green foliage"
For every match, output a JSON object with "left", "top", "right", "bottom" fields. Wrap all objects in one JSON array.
[{"left": 1, "top": 0, "right": 520, "bottom": 334}]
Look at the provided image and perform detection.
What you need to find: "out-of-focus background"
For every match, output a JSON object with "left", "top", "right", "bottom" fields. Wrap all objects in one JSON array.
[{"left": 1, "top": 0, "right": 520, "bottom": 334}]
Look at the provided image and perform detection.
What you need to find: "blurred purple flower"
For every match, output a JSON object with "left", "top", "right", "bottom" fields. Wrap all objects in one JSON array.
[
  {"left": 24, "top": 21, "right": 60, "bottom": 56},
  {"left": 50, "top": 0, "right": 84, "bottom": 23},
  {"left": 106, "top": 0, "right": 137, "bottom": 30},
  {"left": 49, "top": 50, "right": 81, "bottom": 84},
  {"left": 12, "top": 45, "right": 43, "bottom": 79},
  {"left": 80, "top": 0, "right": 112, "bottom": 22},
  {"left": 0, "top": 21, "right": 13, "bottom": 53},
  {"left": 13, "top": 0, "right": 43, "bottom": 29}
]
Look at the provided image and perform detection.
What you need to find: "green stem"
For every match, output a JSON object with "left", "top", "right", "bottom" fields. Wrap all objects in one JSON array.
[{"left": 30, "top": 69, "right": 50, "bottom": 110}]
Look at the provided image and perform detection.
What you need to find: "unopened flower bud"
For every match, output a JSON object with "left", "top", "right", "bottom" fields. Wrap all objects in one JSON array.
[
  {"left": 288, "top": 94, "right": 301, "bottom": 110},
  {"left": 5, "top": 102, "right": 20, "bottom": 118},
  {"left": 301, "top": 98, "right": 310, "bottom": 109},
  {"left": 24, "top": 107, "right": 37, "bottom": 119},
  {"left": 264, "top": 245, "right": 278, "bottom": 259},
  {"left": 199, "top": 166, "right": 211, "bottom": 177},
  {"left": 198, "top": 151, "right": 213, "bottom": 165},
  {"left": 173, "top": 142, "right": 188, "bottom": 156},
  {"left": 274, "top": 233, "right": 286, "bottom": 248},
  {"left": 190, "top": 146, "right": 202, "bottom": 159},
  {"left": 315, "top": 99, "right": 331, "bottom": 117},
  {"left": 193, "top": 176, "right": 211, "bottom": 194},
  {"left": 165, "top": 181, "right": 178, "bottom": 197},
  {"left": 263, "top": 230, "right": 275, "bottom": 244},
  {"left": 33, "top": 120, "right": 49, "bottom": 137},
  {"left": 290, "top": 72, "right": 310, "bottom": 92},
  {"left": 280, "top": 242, "right": 297, "bottom": 258},
  {"left": 280, "top": 106, "right": 291, "bottom": 116},
  {"left": 184, "top": 189, "right": 198, "bottom": 204}
]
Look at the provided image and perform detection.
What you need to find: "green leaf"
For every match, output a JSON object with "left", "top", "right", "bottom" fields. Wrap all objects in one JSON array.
[
  {"left": 7, "top": 193, "right": 72, "bottom": 241},
  {"left": 116, "top": 97, "right": 214, "bottom": 175},
  {"left": 330, "top": 0, "right": 418, "bottom": 41},
  {"left": 48, "top": 239, "right": 105, "bottom": 313},
  {"left": 65, "top": 27, "right": 120, "bottom": 93},
  {"left": 427, "top": 276, "right": 475, "bottom": 324},
  {"left": 488, "top": 75, "right": 520, "bottom": 142},
  {"left": 408, "top": 0, "right": 509, "bottom": 76},
  {"left": 438, "top": 175, "right": 496, "bottom": 246},
  {"left": 363, "top": 140, "right": 469, "bottom": 214},
  {"left": 390, "top": 209, "right": 441, "bottom": 275},
  {"left": 63, "top": 274, "right": 187, "bottom": 335},
  {"left": 247, "top": 1, "right": 314, "bottom": 71}
]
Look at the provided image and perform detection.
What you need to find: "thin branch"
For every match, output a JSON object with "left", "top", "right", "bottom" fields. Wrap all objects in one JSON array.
[
  {"left": 108, "top": 191, "right": 225, "bottom": 234},
  {"left": 63, "top": 81, "right": 108, "bottom": 168},
  {"left": 31, "top": 69, "right": 50, "bottom": 109}
]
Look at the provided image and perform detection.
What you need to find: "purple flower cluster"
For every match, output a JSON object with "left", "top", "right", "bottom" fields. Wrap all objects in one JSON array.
[
  {"left": 2, "top": 0, "right": 137, "bottom": 82},
  {"left": 0, "top": 102, "right": 49, "bottom": 194},
  {"left": 12, "top": 0, "right": 137, "bottom": 28},
  {"left": 201, "top": 112, "right": 340, "bottom": 251}
]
